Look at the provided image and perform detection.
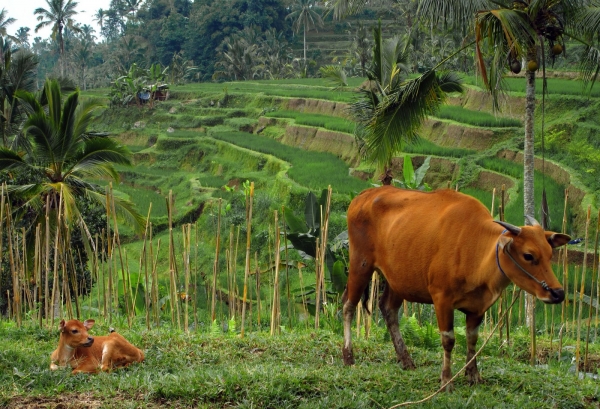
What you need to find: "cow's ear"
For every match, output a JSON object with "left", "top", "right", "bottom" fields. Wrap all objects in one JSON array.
[
  {"left": 546, "top": 232, "right": 571, "bottom": 248},
  {"left": 83, "top": 319, "right": 95, "bottom": 330},
  {"left": 498, "top": 235, "right": 513, "bottom": 251},
  {"left": 59, "top": 320, "right": 66, "bottom": 332}
]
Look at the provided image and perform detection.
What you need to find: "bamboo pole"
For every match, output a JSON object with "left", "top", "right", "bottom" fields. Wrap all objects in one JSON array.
[
  {"left": 314, "top": 186, "right": 332, "bottom": 330},
  {"left": 152, "top": 238, "right": 161, "bottom": 327},
  {"left": 35, "top": 224, "right": 42, "bottom": 327},
  {"left": 227, "top": 226, "right": 235, "bottom": 319},
  {"left": 270, "top": 211, "right": 281, "bottom": 336},
  {"left": 211, "top": 199, "right": 223, "bottom": 322},
  {"left": 139, "top": 203, "right": 152, "bottom": 330},
  {"left": 51, "top": 190, "right": 65, "bottom": 327},
  {"left": 194, "top": 221, "right": 199, "bottom": 329},
  {"left": 575, "top": 205, "right": 592, "bottom": 378},
  {"left": 184, "top": 224, "right": 191, "bottom": 333},
  {"left": 593, "top": 208, "right": 600, "bottom": 340},
  {"left": 167, "top": 191, "right": 177, "bottom": 328},
  {"left": 255, "top": 252, "right": 261, "bottom": 328},
  {"left": 584, "top": 210, "right": 600, "bottom": 372},
  {"left": 297, "top": 262, "right": 309, "bottom": 330},
  {"left": 241, "top": 182, "right": 254, "bottom": 338},
  {"left": 282, "top": 206, "right": 293, "bottom": 329},
  {"left": 108, "top": 183, "right": 132, "bottom": 327}
]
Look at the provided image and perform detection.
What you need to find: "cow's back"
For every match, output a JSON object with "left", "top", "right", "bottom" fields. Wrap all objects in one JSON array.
[{"left": 348, "top": 186, "right": 496, "bottom": 302}]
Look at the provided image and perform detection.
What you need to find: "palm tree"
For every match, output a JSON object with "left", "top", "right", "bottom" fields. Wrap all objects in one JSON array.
[
  {"left": 286, "top": 0, "right": 324, "bottom": 64},
  {"left": 34, "top": 0, "right": 81, "bottom": 76},
  {"left": 348, "top": 21, "right": 371, "bottom": 76},
  {"left": 15, "top": 27, "right": 31, "bottom": 48},
  {"left": 0, "top": 8, "right": 17, "bottom": 41},
  {"left": 0, "top": 38, "right": 38, "bottom": 146},
  {"left": 416, "top": 1, "right": 600, "bottom": 222},
  {"left": 213, "top": 36, "right": 258, "bottom": 81},
  {"left": 93, "top": 9, "right": 105, "bottom": 33},
  {"left": 351, "top": 23, "right": 463, "bottom": 184},
  {"left": 0, "top": 78, "right": 144, "bottom": 235}
]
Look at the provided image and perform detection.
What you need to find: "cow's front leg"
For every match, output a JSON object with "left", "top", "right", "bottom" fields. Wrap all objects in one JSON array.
[
  {"left": 434, "top": 303, "right": 455, "bottom": 392},
  {"left": 465, "top": 313, "right": 484, "bottom": 384}
]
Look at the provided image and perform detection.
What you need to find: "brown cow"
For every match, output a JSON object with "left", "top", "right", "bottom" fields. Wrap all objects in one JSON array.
[
  {"left": 50, "top": 319, "right": 145, "bottom": 374},
  {"left": 342, "top": 186, "right": 570, "bottom": 391}
]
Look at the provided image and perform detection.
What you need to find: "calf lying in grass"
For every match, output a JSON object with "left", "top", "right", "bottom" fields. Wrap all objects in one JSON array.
[{"left": 50, "top": 319, "right": 144, "bottom": 374}]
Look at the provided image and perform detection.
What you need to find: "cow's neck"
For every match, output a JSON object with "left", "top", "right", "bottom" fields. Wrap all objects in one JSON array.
[
  {"left": 474, "top": 245, "right": 513, "bottom": 313},
  {"left": 55, "top": 340, "right": 76, "bottom": 366}
]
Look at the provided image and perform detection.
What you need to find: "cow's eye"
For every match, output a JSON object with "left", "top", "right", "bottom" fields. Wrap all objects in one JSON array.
[
  {"left": 524, "top": 253, "right": 534, "bottom": 262},
  {"left": 71, "top": 329, "right": 78, "bottom": 334}
]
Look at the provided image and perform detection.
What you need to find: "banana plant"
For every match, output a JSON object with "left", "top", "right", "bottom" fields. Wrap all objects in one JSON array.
[
  {"left": 284, "top": 190, "right": 349, "bottom": 306},
  {"left": 394, "top": 154, "right": 432, "bottom": 191}
]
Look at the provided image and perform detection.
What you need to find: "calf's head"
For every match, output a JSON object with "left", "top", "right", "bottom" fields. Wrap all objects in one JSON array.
[
  {"left": 496, "top": 217, "right": 570, "bottom": 304},
  {"left": 59, "top": 319, "right": 96, "bottom": 348}
]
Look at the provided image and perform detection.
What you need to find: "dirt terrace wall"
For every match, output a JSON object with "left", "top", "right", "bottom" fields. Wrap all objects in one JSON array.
[
  {"left": 279, "top": 124, "right": 360, "bottom": 166},
  {"left": 420, "top": 119, "right": 511, "bottom": 151},
  {"left": 448, "top": 88, "right": 526, "bottom": 121},
  {"left": 497, "top": 149, "right": 591, "bottom": 233},
  {"left": 282, "top": 98, "right": 350, "bottom": 118}
]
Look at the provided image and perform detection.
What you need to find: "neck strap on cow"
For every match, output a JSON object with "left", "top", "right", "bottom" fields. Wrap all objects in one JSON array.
[{"left": 496, "top": 230, "right": 550, "bottom": 291}]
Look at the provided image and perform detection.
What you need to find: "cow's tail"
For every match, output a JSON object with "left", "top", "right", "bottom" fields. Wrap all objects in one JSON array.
[
  {"left": 362, "top": 285, "right": 371, "bottom": 315},
  {"left": 340, "top": 284, "right": 372, "bottom": 315}
]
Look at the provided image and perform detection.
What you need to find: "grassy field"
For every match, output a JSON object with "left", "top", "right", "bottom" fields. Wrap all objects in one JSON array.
[
  {"left": 2, "top": 317, "right": 599, "bottom": 409},
  {"left": 265, "top": 110, "right": 356, "bottom": 134},
  {"left": 208, "top": 130, "right": 370, "bottom": 195},
  {"left": 5, "top": 75, "right": 600, "bottom": 409},
  {"left": 435, "top": 106, "right": 522, "bottom": 128}
]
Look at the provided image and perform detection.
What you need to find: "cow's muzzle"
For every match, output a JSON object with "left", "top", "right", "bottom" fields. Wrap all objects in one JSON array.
[
  {"left": 82, "top": 337, "right": 94, "bottom": 347},
  {"left": 544, "top": 287, "right": 565, "bottom": 304}
]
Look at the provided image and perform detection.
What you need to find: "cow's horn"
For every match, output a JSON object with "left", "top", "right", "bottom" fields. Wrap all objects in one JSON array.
[
  {"left": 524, "top": 215, "right": 540, "bottom": 227},
  {"left": 495, "top": 220, "right": 522, "bottom": 235}
]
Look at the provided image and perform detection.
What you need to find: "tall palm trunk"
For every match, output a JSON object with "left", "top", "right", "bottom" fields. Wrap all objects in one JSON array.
[
  {"left": 524, "top": 69, "right": 536, "bottom": 220},
  {"left": 59, "top": 26, "right": 65, "bottom": 77},
  {"left": 303, "top": 24, "right": 307, "bottom": 63},
  {"left": 524, "top": 53, "right": 537, "bottom": 330}
]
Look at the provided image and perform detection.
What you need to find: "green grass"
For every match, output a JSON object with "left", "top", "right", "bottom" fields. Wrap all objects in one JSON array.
[
  {"left": 404, "top": 137, "right": 476, "bottom": 157},
  {"left": 265, "top": 110, "right": 355, "bottom": 133},
  {"left": 461, "top": 74, "right": 600, "bottom": 98},
  {"left": 436, "top": 105, "right": 522, "bottom": 128},
  {"left": 209, "top": 130, "right": 370, "bottom": 194},
  {"left": 1, "top": 319, "right": 598, "bottom": 408},
  {"left": 169, "top": 81, "right": 359, "bottom": 103}
]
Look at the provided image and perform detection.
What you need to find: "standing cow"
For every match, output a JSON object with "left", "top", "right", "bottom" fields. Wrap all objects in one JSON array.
[{"left": 342, "top": 186, "right": 570, "bottom": 390}]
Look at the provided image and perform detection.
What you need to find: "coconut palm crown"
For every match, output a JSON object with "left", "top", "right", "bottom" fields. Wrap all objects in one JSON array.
[{"left": 0, "top": 79, "right": 144, "bottom": 237}]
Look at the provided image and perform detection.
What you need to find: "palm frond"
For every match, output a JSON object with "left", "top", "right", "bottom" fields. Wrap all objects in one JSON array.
[
  {"left": 73, "top": 98, "right": 104, "bottom": 140},
  {"left": 45, "top": 79, "right": 63, "bottom": 128},
  {"left": 0, "top": 147, "right": 26, "bottom": 169},
  {"left": 86, "top": 189, "right": 146, "bottom": 234},
  {"left": 362, "top": 70, "right": 463, "bottom": 170},
  {"left": 57, "top": 88, "right": 80, "bottom": 161},
  {"left": 319, "top": 65, "right": 347, "bottom": 89},
  {"left": 417, "top": 0, "right": 493, "bottom": 28}
]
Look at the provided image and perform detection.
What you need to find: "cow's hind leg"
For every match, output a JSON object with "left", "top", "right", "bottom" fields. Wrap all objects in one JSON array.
[
  {"left": 379, "top": 284, "right": 415, "bottom": 370},
  {"left": 465, "top": 313, "right": 484, "bottom": 384},
  {"left": 342, "top": 255, "right": 373, "bottom": 365}
]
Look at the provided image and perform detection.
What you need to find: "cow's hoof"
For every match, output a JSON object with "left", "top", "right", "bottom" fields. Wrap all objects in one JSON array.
[
  {"left": 466, "top": 371, "right": 483, "bottom": 385},
  {"left": 440, "top": 379, "right": 454, "bottom": 393}
]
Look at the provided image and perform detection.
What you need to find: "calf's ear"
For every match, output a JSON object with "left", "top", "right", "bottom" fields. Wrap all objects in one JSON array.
[
  {"left": 83, "top": 319, "right": 95, "bottom": 330},
  {"left": 546, "top": 232, "right": 571, "bottom": 248},
  {"left": 59, "top": 319, "right": 66, "bottom": 332}
]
